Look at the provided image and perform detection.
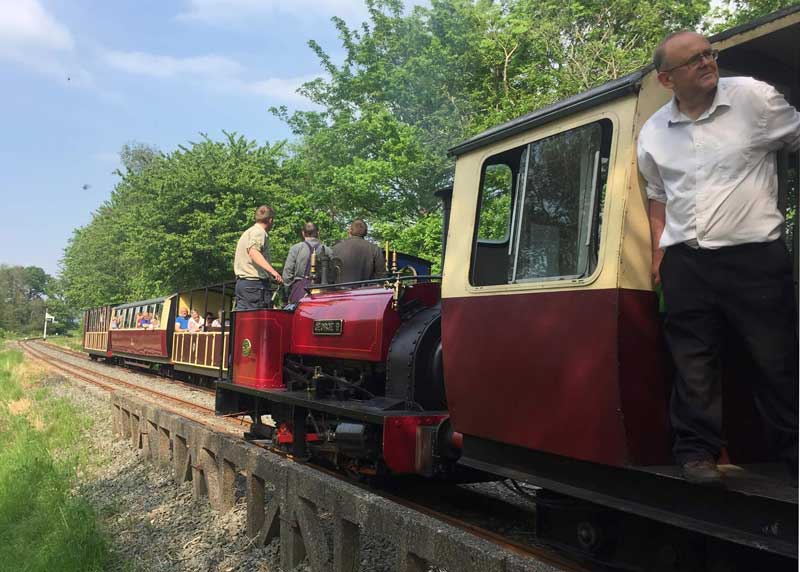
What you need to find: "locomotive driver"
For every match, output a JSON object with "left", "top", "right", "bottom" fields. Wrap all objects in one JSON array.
[
  {"left": 233, "top": 205, "right": 283, "bottom": 310},
  {"left": 637, "top": 31, "right": 799, "bottom": 485}
]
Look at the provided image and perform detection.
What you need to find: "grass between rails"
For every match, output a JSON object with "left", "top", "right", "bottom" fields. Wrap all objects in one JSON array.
[{"left": 0, "top": 348, "right": 111, "bottom": 572}]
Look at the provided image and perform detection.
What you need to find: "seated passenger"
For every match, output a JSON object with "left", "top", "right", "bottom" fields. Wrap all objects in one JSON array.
[
  {"left": 135, "top": 312, "right": 143, "bottom": 328},
  {"left": 204, "top": 312, "right": 215, "bottom": 330},
  {"left": 110, "top": 317, "right": 119, "bottom": 330},
  {"left": 188, "top": 310, "right": 203, "bottom": 333},
  {"left": 175, "top": 307, "right": 190, "bottom": 330},
  {"left": 212, "top": 313, "right": 222, "bottom": 328},
  {"left": 148, "top": 314, "right": 160, "bottom": 329},
  {"left": 139, "top": 312, "right": 151, "bottom": 328}
]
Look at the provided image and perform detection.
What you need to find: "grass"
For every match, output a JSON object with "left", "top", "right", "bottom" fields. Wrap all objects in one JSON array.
[
  {"left": 44, "top": 333, "right": 84, "bottom": 353},
  {"left": 0, "top": 349, "right": 111, "bottom": 572}
]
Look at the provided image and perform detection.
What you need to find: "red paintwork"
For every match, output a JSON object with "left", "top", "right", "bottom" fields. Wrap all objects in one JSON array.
[
  {"left": 275, "top": 422, "right": 320, "bottom": 444},
  {"left": 441, "top": 288, "right": 672, "bottom": 468},
  {"left": 616, "top": 290, "right": 673, "bottom": 465},
  {"left": 398, "top": 282, "right": 441, "bottom": 309},
  {"left": 291, "top": 287, "right": 402, "bottom": 362},
  {"left": 382, "top": 415, "right": 447, "bottom": 473},
  {"left": 232, "top": 310, "right": 293, "bottom": 389},
  {"left": 110, "top": 330, "right": 168, "bottom": 358}
]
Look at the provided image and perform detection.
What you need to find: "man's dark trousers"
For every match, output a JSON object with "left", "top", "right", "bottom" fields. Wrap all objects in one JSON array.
[
  {"left": 660, "top": 240, "right": 798, "bottom": 469},
  {"left": 235, "top": 279, "right": 272, "bottom": 310}
]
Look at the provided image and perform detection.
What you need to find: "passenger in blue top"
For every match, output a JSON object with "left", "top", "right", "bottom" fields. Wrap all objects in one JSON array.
[
  {"left": 139, "top": 312, "right": 151, "bottom": 328},
  {"left": 174, "top": 307, "right": 190, "bottom": 330}
]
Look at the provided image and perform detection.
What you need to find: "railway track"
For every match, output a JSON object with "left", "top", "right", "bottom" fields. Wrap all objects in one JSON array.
[
  {"left": 20, "top": 339, "right": 588, "bottom": 572},
  {"left": 19, "top": 340, "right": 243, "bottom": 434}
]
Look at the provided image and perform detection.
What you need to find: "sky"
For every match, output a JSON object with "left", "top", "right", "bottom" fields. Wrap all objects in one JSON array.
[{"left": 0, "top": 0, "right": 419, "bottom": 276}]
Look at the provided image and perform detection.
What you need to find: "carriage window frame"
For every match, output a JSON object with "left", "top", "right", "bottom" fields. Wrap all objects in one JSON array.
[
  {"left": 475, "top": 160, "right": 518, "bottom": 244},
  {"left": 469, "top": 117, "right": 613, "bottom": 288}
]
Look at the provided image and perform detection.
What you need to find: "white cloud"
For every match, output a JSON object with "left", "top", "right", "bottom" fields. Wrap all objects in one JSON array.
[
  {"left": 0, "top": 0, "right": 95, "bottom": 87},
  {"left": 236, "top": 74, "right": 320, "bottom": 101},
  {"left": 103, "top": 50, "right": 244, "bottom": 79},
  {"left": 0, "top": 0, "right": 73, "bottom": 52},
  {"left": 176, "top": 0, "right": 368, "bottom": 26},
  {"left": 102, "top": 48, "right": 320, "bottom": 103}
]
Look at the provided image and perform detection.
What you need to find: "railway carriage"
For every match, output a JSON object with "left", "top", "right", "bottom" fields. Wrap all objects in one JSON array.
[
  {"left": 443, "top": 7, "right": 799, "bottom": 567},
  {"left": 110, "top": 296, "right": 173, "bottom": 368},
  {"left": 82, "top": 305, "right": 114, "bottom": 359},
  {"left": 82, "top": 282, "right": 235, "bottom": 381},
  {"left": 171, "top": 282, "right": 235, "bottom": 380}
]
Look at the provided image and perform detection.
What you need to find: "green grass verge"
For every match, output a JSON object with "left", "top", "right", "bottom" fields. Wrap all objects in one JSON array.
[
  {"left": 0, "top": 349, "right": 111, "bottom": 572},
  {"left": 44, "top": 333, "right": 84, "bottom": 353}
]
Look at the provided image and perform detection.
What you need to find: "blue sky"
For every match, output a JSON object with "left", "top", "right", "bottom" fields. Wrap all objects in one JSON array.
[{"left": 0, "top": 0, "right": 412, "bottom": 276}]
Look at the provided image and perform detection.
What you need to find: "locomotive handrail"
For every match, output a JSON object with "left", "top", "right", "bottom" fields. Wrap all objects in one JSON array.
[{"left": 304, "top": 274, "right": 442, "bottom": 294}]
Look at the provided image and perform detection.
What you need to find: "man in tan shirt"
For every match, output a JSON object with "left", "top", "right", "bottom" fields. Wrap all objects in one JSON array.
[{"left": 234, "top": 205, "right": 283, "bottom": 310}]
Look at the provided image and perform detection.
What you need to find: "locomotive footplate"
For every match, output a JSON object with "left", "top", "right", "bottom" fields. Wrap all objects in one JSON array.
[
  {"left": 460, "top": 435, "right": 797, "bottom": 567},
  {"left": 216, "top": 380, "right": 445, "bottom": 423}
]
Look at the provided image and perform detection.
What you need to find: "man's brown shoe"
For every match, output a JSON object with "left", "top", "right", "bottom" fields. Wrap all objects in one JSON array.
[{"left": 682, "top": 459, "right": 723, "bottom": 486}]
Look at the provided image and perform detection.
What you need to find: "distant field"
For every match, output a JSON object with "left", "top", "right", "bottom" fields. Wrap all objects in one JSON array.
[{"left": 0, "top": 348, "right": 110, "bottom": 571}]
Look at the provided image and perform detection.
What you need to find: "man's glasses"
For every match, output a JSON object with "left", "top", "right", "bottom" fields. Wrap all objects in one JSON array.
[{"left": 660, "top": 49, "right": 719, "bottom": 73}]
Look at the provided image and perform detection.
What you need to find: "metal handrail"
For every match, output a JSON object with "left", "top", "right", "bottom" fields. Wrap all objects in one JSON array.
[{"left": 303, "top": 274, "right": 442, "bottom": 294}]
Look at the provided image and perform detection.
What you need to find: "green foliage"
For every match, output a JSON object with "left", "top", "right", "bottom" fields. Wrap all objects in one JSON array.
[
  {"left": 63, "top": 134, "right": 317, "bottom": 307},
  {"left": 0, "top": 350, "right": 110, "bottom": 572},
  {"left": 277, "top": 0, "right": 712, "bottom": 248},
  {"left": 0, "top": 266, "right": 74, "bottom": 336},
  {"left": 706, "top": 0, "right": 799, "bottom": 30},
  {"left": 60, "top": 1, "right": 792, "bottom": 303}
]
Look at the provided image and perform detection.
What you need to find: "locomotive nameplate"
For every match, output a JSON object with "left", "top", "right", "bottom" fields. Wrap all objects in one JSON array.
[{"left": 313, "top": 319, "right": 343, "bottom": 336}]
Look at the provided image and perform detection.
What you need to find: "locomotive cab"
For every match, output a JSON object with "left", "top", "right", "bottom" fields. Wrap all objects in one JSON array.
[{"left": 443, "top": 7, "right": 798, "bottom": 567}]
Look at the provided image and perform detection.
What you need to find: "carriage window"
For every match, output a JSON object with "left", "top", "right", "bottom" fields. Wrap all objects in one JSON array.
[
  {"left": 477, "top": 163, "right": 514, "bottom": 241},
  {"left": 470, "top": 119, "right": 611, "bottom": 286}
]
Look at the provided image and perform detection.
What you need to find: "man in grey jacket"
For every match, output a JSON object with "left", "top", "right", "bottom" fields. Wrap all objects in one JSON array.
[{"left": 283, "top": 222, "right": 334, "bottom": 301}]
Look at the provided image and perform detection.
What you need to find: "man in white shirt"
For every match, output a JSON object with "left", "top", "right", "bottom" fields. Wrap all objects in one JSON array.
[{"left": 638, "top": 31, "right": 799, "bottom": 485}]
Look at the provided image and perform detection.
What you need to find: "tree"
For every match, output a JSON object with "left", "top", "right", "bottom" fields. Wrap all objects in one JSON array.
[
  {"left": 119, "top": 142, "right": 162, "bottom": 176},
  {"left": 0, "top": 265, "right": 52, "bottom": 335},
  {"left": 61, "top": 132, "right": 323, "bottom": 307}
]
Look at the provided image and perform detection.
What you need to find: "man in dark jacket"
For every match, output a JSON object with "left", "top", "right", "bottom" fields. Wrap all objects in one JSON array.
[{"left": 332, "top": 219, "right": 387, "bottom": 283}]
